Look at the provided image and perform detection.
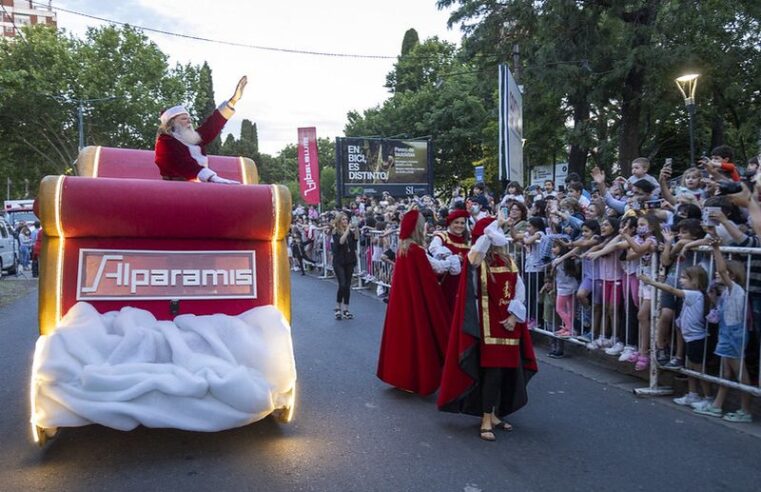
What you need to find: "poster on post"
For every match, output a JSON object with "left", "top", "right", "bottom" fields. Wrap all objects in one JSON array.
[
  {"left": 297, "top": 127, "right": 321, "bottom": 205},
  {"left": 499, "top": 64, "right": 523, "bottom": 185},
  {"left": 335, "top": 137, "right": 432, "bottom": 198}
]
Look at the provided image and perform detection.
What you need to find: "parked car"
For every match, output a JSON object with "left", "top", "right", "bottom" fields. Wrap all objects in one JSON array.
[{"left": 0, "top": 217, "right": 19, "bottom": 275}]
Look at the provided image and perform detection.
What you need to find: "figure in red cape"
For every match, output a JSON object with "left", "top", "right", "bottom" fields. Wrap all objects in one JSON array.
[
  {"left": 437, "top": 215, "right": 538, "bottom": 441},
  {"left": 376, "top": 208, "right": 462, "bottom": 395},
  {"left": 428, "top": 209, "right": 471, "bottom": 307},
  {"left": 154, "top": 76, "right": 247, "bottom": 184}
]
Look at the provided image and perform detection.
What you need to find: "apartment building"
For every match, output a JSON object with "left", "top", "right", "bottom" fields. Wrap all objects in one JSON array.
[{"left": 1, "top": 0, "right": 56, "bottom": 38}]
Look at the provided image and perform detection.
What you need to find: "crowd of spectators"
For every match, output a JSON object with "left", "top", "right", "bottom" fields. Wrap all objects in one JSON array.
[{"left": 289, "top": 145, "right": 760, "bottom": 422}]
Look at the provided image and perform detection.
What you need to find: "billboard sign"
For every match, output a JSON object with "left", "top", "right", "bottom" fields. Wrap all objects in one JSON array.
[
  {"left": 77, "top": 249, "right": 257, "bottom": 301},
  {"left": 530, "top": 165, "right": 554, "bottom": 187},
  {"left": 335, "top": 137, "right": 433, "bottom": 197}
]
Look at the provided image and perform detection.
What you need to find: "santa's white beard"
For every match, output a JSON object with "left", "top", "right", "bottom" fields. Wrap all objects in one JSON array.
[{"left": 173, "top": 125, "right": 202, "bottom": 145}]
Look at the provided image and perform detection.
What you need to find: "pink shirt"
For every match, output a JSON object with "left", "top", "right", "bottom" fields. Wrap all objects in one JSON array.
[{"left": 598, "top": 250, "right": 624, "bottom": 281}]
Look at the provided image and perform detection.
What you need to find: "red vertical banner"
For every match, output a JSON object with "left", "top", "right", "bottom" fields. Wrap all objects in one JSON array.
[{"left": 297, "top": 127, "right": 320, "bottom": 205}]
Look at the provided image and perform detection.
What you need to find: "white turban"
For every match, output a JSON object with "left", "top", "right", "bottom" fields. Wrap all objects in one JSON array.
[{"left": 159, "top": 105, "right": 189, "bottom": 126}]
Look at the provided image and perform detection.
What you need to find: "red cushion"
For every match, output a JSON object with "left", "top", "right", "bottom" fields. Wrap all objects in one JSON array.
[{"left": 96, "top": 147, "right": 245, "bottom": 182}]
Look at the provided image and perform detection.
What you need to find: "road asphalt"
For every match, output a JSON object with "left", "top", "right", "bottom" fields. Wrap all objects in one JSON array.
[{"left": 0, "top": 273, "right": 759, "bottom": 491}]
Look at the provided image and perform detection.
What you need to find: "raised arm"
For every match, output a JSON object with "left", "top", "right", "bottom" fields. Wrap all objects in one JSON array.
[
  {"left": 638, "top": 274, "right": 685, "bottom": 298},
  {"left": 659, "top": 166, "right": 677, "bottom": 206},
  {"left": 711, "top": 237, "right": 733, "bottom": 289}
]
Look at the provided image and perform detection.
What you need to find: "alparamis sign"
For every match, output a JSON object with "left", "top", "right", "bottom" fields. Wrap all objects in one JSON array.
[{"left": 76, "top": 249, "right": 257, "bottom": 301}]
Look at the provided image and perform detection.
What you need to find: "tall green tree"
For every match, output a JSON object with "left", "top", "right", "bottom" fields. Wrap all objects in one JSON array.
[{"left": 193, "top": 61, "right": 220, "bottom": 154}]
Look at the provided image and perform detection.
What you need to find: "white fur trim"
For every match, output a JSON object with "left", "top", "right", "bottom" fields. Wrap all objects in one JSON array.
[
  {"left": 218, "top": 100, "right": 235, "bottom": 119},
  {"left": 197, "top": 167, "right": 216, "bottom": 182},
  {"left": 160, "top": 105, "right": 189, "bottom": 126}
]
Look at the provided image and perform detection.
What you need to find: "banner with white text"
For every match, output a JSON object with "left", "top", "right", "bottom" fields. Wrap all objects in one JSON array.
[{"left": 297, "top": 127, "right": 321, "bottom": 205}]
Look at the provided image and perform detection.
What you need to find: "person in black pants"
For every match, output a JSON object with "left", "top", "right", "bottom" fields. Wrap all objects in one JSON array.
[{"left": 332, "top": 213, "right": 359, "bottom": 320}]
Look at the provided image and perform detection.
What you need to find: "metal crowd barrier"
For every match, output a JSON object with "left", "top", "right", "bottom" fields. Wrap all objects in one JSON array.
[{"left": 302, "top": 224, "right": 761, "bottom": 404}]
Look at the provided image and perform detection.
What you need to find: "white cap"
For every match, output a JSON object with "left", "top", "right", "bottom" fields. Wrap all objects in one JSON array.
[{"left": 159, "top": 105, "right": 189, "bottom": 126}]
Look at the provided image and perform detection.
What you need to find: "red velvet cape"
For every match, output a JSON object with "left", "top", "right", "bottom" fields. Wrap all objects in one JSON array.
[
  {"left": 376, "top": 243, "right": 451, "bottom": 395},
  {"left": 437, "top": 260, "right": 538, "bottom": 418}
]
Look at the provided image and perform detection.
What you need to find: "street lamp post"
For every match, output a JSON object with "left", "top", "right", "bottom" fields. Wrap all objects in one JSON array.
[{"left": 675, "top": 73, "right": 700, "bottom": 166}]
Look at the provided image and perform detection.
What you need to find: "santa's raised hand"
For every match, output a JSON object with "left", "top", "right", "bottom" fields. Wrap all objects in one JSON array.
[{"left": 230, "top": 76, "right": 248, "bottom": 106}]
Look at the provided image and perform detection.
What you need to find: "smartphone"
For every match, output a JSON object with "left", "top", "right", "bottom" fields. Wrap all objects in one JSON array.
[
  {"left": 644, "top": 199, "right": 661, "bottom": 210},
  {"left": 350, "top": 216, "right": 360, "bottom": 227},
  {"left": 665, "top": 158, "right": 673, "bottom": 167},
  {"left": 500, "top": 206, "right": 509, "bottom": 218}
]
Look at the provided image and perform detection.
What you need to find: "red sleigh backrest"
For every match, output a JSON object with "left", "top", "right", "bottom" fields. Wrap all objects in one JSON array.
[
  {"left": 76, "top": 146, "right": 259, "bottom": 184},
  {"left": 37, "top": 174, "right": 291, "bottom": 336}
]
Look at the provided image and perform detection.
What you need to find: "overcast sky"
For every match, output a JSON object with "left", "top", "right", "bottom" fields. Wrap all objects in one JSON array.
[{"left": 53, "top": 0, "right": 464, "bottom": 154}]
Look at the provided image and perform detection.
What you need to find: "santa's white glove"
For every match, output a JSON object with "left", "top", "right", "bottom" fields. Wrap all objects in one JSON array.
[
  {"left": 447, "top": 254, "right": 461, "bottom": 271},
  {"left": 210, "top": 175, "right": 241, "bottom": 185}
]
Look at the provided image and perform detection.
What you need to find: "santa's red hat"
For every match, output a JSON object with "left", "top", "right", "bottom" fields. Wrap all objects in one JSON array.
[
  {"left": 446, "top": 209, "right": 470, "bottom": 226},
  {"left": 159, "top": 105, "right": 189, "bottom": 126},
  {"left": 399, "top": 210, "right": 420, "bottom": 239},
  {"left": 471, "top": 216, "right": 496, "bottom": 241}
]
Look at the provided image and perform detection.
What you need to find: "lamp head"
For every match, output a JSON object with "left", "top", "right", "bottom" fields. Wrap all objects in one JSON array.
[{"left": 675, "top": 73, "right": 700, "bottom": 106}]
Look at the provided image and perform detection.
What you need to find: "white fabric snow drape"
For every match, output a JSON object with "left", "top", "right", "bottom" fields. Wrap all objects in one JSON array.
[{"left": 31, "top": 302, "right": 297, "bottom": 432}]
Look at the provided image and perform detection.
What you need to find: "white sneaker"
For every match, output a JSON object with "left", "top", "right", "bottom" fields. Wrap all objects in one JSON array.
[
  {"left": 600, "top": 337, "right": 615, "bottom": 348},
  {"left": 674, "top": 393, "right": 702, "bottom": 406},
  {"left": 618, "top": 346, "right": 636, "bottom": 362},
  {"left": 605, "top": 342, "right": 624, "bottom": 356},
  {"left": 586, "top": 337, "right": 603, "bottom": 350},
  {"left": 691, "top": 397, "right": 714, "bottom": 411}
]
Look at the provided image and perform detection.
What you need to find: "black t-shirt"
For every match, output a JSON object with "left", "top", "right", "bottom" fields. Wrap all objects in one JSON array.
[{"left": 332, "top": 231, "right": 358, "bottom": 265}]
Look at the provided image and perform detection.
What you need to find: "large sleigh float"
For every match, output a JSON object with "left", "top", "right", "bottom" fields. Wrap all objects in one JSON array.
[{"left": 31, "top": 147, "right": 295, "bottom": 446}]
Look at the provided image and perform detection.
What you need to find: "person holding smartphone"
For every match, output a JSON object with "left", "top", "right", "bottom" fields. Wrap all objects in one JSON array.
[{"left": 331, "top": 213, "right": 359, "bottom": 320}]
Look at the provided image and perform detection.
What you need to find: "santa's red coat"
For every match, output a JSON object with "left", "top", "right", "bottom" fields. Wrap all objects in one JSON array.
[
  {"left": 376, "top": 243, "right": 451, "bottom": 395},
  {"left": 154, "top": 109, "right": 228, "bottom": 180}
]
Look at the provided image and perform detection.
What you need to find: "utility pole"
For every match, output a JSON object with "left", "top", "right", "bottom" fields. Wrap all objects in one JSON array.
[{"left": 78, "top": 101, "right": 85, "bottom": 150}]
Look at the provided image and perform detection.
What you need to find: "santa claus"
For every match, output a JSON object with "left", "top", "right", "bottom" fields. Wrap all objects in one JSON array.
[{"left": 154, "top": 76, "right": 247, "bottom": 183}]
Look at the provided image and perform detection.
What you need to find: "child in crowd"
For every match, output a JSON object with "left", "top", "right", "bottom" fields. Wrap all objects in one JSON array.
[
  {"left": 627, "top": 157, "right": 661, "bottom": 197},
  {"left": 640, "top": 266, "right": 713, "bottom": 407},
  {"left": 552, "top": 220, "right": 601, "bottom": 339},
  {"left": 499, "top": 181, "right": 525, "bottom": 205},
  {"left": 567, "top": 182, "right": 590, "bottom": 210},
  {"left": 520, "top": 217, "right": 548, "bottom": 329},
  {"left": 584, "top": 217, "right": 623, "bottom": 350},
  {"left": 621, "top": 214, "right": 663, "bottom": 369},
  {"left": 585, "top": 217, "right": 639, "bottom": 357},
  {"left": 552, "top": 240, "right": 580, "bottom": 338},
  {"left": 656, "top": 218, "right": 709, "bottom": 367},
  {"left": 694, "top": 239, "right": 753, "bottom": 422}
]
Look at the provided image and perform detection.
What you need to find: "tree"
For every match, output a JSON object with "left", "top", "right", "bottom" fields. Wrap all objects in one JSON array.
[
  {"left": 401, "top": 28, "right": 420, "bottom": 55},
  {"left": 349, "top": 37, "right": 489, "bottom": 190},
  {"left": 193, "top": 61, "right": 220, "bottom": 154},
  {"left": 437, "top": 0, "right": 761, "bottom": 181},
  {"left": 0, "top": 24, "right": 199, "bottom": 189}
]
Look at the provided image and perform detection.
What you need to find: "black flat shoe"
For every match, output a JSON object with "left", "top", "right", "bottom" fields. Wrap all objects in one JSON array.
[
  {"left": 342, "top": 310, "right": 354, "bottom": 320},
  {"left": 479, "top": 428, "right": 496, "bottom": 441},
  {"left": 492, "top": 421, "right": 513, "bottom": 432},
  {"left": 334, "top": 309, "right": 342, "bottom": 320}
]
